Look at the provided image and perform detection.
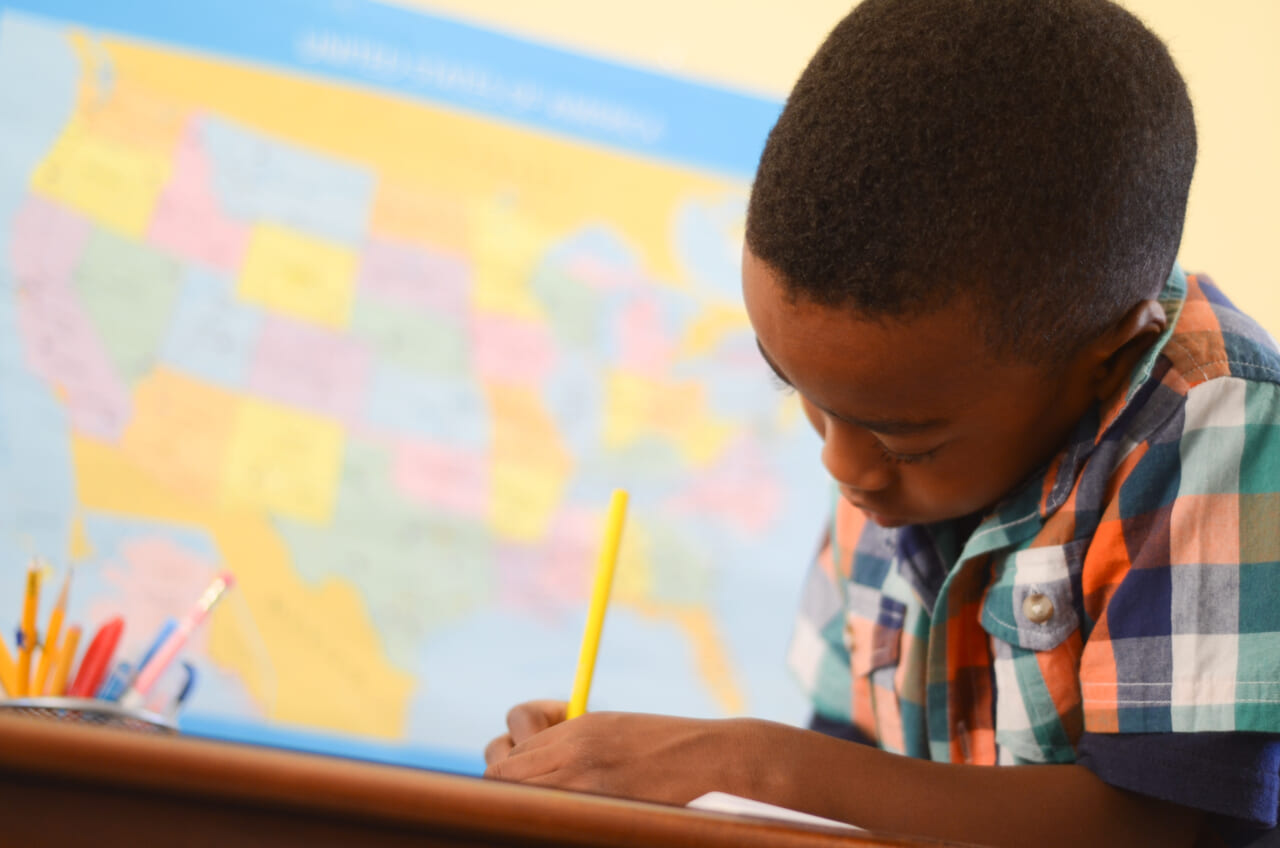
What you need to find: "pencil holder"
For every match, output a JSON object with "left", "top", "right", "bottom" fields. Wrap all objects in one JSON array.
[{"left": 0, "top": 696, "right": 177, "bottom": 734}]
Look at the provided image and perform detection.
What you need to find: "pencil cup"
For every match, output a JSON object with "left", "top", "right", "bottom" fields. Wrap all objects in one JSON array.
[{"left": 0, "top": 696, "right": 177, "bottom": 734}]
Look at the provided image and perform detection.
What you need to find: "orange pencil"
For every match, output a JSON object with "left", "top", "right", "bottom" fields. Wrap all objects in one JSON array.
[
  {"left": 16, "top": 563, "right": 41, "bottom": 697},
  {"left": 0, "top": 634, "right": 17, "bottom": 696},
  {"left": 48, "top": 625, "right": 81, "bottom": 696},
  {"left": 33, "top": 566, "right": 73, "bottom": 696}
]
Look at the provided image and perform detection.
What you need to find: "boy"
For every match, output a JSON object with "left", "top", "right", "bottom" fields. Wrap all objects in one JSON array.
[{"left": 484, "top": 1, "right": 1280, "bottom": 845}]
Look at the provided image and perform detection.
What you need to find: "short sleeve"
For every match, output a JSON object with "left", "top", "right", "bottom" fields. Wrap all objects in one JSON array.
[
  {"left": 809, "top": 711, "right": 877, "bottom": 746},
  {"left": 1079, "top": 376, "right": 1280, "bottom": 736},
  {"left": 1076, "top": 731, "right": 1280, "bottom": 827}
]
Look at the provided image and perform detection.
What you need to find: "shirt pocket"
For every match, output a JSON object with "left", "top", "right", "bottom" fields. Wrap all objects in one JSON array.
[
  {"left": 845, "top": 583, "right": 908, "bottom": 751},
  {"left": 979, "top": 539, "right": 1087, "bottom": 764}
]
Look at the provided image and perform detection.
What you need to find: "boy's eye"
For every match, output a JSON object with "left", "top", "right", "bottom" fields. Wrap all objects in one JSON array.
[
  {"left": 768, "top": 371, "right": 796, "bottom": 395},
  {"left": 877, "top": 442, "right": 939, "bottom": 465}
]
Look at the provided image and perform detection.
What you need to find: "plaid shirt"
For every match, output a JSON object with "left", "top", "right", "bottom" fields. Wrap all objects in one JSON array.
[{"left": 789, "top": 266, "right": 1280, "bottom": 775}]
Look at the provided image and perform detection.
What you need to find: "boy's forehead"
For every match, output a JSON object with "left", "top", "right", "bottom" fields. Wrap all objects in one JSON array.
[
  {"left": 742, "top": 245, "right": 1022, "bottom": 417},
  {"left": 743, "top": 247, "right": 987, "bottom": 366}
]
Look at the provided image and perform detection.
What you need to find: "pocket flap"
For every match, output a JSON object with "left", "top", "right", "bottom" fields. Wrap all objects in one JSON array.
[
  {"left": 980, "top": 540, "right": 1085, "bottom": 652},
  {"left": 847, "top": 587, "right": 905, "bottom": 676}
]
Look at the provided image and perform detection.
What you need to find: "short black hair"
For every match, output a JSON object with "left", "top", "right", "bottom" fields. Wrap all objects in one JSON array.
[{"left": 746, "top": 0, "right": 1196, "bottom": 362}]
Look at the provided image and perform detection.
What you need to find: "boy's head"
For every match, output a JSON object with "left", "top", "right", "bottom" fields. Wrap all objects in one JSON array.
[
  {"left": 743, "top": 0, "right": 1195, "bottom": 525},
  {"left": 747, "top": 0, "right": 1195, "bottom": 360}
]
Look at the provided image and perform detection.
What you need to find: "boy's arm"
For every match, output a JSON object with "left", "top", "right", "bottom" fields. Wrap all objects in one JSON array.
[{"left": 484, "top": 701, "right": 1202, "bottom": 848}]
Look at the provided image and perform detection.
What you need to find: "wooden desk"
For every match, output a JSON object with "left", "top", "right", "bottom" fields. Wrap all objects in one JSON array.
[{"left": 0, "top": 713, "right": 963, "bottom": 847}]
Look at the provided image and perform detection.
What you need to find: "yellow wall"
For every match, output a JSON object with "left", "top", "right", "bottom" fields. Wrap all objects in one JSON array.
[{"left": 399, "top": 0, "right": 1280, "bottom": 333}]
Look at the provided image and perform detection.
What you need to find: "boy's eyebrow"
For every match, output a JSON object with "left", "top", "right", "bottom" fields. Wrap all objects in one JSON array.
[{"left": 755, "top": 339, "right": 946, "bottom": 436}]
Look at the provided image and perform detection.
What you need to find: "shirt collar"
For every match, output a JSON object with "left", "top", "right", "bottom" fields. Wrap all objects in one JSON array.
[{"left": 1123, "top": 263, "right": 1186, "bottom": 403}]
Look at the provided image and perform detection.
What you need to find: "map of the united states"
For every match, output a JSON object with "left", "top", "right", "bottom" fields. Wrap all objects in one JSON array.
[{"left": 0, "top": 5, "right": 825, "bottom": 761}]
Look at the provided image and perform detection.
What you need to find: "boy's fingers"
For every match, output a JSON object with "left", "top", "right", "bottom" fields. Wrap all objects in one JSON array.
[
  {"left": 484, "top": 733, "right": 514, "bottom": 765},
  {"left": 506, "top": 699, "right": 569, "bottom": 744},
  {"left": 484, "top": 741, "right": 568, "bottom": 783}
]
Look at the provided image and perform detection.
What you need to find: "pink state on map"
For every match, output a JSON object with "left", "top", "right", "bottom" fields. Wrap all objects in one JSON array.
[
  {"left": 13, "top": 202, "right": 131, "bottom": 439},
  {"left": 359, "top": 238, "right": 470, "bottom": 318},
  {"left": 91, "top": 537, "right": 219, "bottom": 663},
  {"left": 496, "top": 507, "right": 595, "bottom": 615},
  {"left": 11, "top": 195, "right": 91, "bottom": 283},
  {"left": 392, "top": 439, "right": 488, "bottom": 517},
  {"left": 471, "top": 313, "right": 558, "bottom": 384},
  {"left": 616, "top": 297, "right": 674, "bottom": 376},
  {"left": 663, "top": 437, "right": 781, "bottom": 535},
  {"left": 565, "top": 255, "right": 646, "bottom": 292},
  {"left": 148, "top": 118, "right": 249, "bottom": 271},
  {"left": 246, "top": 316, "right": 373, "bottom": 424}
]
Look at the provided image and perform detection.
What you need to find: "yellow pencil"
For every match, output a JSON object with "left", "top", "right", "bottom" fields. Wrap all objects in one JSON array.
[
  {"left": 0, "top": 634, "right": 17, "bottom": 696},
  {"left": 16, "top": 563, "right": 41, "bottom": 697},
  {"left": 33, "top": 566, "right": 73, "bottom": 697},
  {"left": 567, "top": 489, "right": 629, "bottom": 720},
  {"left": 49, "top": 625, "right": 81, "bottom": 696}
]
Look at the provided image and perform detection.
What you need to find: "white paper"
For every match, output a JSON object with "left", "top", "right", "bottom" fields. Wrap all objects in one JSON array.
[{"left": 687, "top": 791, "right": 864, "bottom": 831}]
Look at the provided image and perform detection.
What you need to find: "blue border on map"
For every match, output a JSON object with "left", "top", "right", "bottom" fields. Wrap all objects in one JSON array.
[
  {"left": 3, "top": 0, "right": 781, "bottom": 178},
  {"left": 180, "top": 712, "right": 486, "bottom": 775}
]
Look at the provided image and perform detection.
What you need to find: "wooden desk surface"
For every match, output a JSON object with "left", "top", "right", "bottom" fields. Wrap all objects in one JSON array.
[{"left": 0, "top": 713, "right": 967, "bottom": 847}]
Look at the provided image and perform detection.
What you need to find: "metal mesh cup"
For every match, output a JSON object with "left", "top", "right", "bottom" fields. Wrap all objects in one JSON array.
[{"left": 0, "top": 696, "right": 177, "bottom": 734}]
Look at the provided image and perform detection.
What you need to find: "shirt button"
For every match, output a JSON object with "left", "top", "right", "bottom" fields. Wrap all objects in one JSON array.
[
  {"left": 843, "top": 618, "right": 856, "bottom": 652},
  {"left": 1022, "top": 593, "right": 1055, "bottom": 624}
]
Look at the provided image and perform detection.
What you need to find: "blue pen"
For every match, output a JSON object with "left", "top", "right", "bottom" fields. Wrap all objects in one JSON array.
[
  {"left": 101, "top": 619, "right": 177, "bottom": 703},
  {"left": 134, "top": 618, "right": 178, "bottom": 678},
  {"left": 97, "top": 661, "right": 133, "bottom": 701}
]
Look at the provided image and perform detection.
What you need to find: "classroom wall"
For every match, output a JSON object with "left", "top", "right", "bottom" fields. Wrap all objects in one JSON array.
[{"left": 400, "top": 0, "right": 1280, "bottom": 335}]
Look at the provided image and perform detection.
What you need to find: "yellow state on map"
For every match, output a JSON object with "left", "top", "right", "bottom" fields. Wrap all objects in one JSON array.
[
  {"left": 603, "top": 372, "right": 735, "bottom": 466},
  {"left": 70, "top": 438, "right": 415, "bottom": 739},
  {"left": 121, "top": 369, "right": 239, "bottom": 504},
  {"left": 221, "top": 398, "right": 345, "bottom": 524},
  {"left": 370, "top": 179, "right": 470, "bottom": 253},
  {"left": 674, "top": 606, "right": 746, "bottom": 714},
  {"left": 675, "top": 416, "right": 737, "bottom": 467},
  {"left": 603, "top": 372, "right": 663, "bottom": 448},
  {"left": 468, "top": 197, "right": 552, "bottom": 320},
  {"left": 487, "top": 384, "right": 573, "bottom": 542},
  {"left": 237, "top": 224, "right": 357, "bottom": 327},
  {"left": 81, "top": 83, "right": 188, "bottom": 156},
  {"left": 65, "top": 31, "right": 185, "bottom": 158},
  {"left": 30, "top": 119, "right": 171, "bottom": 238},
  {"left": 208, "top": 545, "right": 417, "bottom": 739},
  {"left": 677, "top": 304, "right": 751, "bottom": 358},
  {"left": 67, "top": 513, "right": 93, "bottom": 562},
  {"left": 633, "top": 600, "right": 747, "bottom": 716}
]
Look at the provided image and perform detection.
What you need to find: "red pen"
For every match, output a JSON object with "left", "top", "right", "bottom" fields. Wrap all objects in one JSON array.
[{"left": 67, "top": 616, "right": 124, "bottom": 698}]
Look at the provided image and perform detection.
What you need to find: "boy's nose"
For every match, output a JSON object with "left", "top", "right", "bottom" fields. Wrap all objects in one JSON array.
[{"left": 821, "top": 422, "right": 893, "bottom": 493}]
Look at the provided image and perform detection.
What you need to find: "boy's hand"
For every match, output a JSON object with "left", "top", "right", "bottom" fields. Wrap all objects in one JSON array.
[
  {"left": 483, "top": 700, "right": 768, "bottom": 804},
  {"left": 483, "top": 699, "right": 568, "bottom": 764}
]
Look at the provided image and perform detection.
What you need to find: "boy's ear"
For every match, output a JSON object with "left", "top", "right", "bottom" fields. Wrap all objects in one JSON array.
[{"left": 1080, "top": 300, "right": 1168, "bottom": 401}]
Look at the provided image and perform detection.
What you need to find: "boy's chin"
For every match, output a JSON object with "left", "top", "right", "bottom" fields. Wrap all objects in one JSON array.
[
  {"left": 858, "top": 508, "right": 912, "bottom": 529},
  {"left": 842, "top": 486, "right": 990, "bottom": 529},
  {"left": 841, "top": 499, "right": 912, "bottom": 528},
  {"left": 856, "top": 502, "right": 991, "bottom": 529}
]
